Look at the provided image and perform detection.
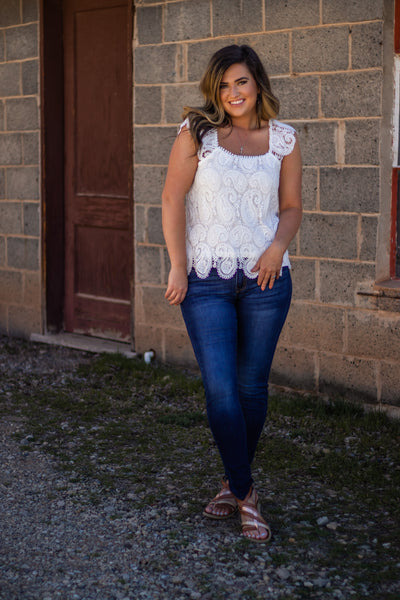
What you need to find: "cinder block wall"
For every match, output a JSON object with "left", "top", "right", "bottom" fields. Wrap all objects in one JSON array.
[
  {"left": 0, "top": 0, "right": 41, "bottom": 336},
  {"left": 133, "top": 0, "right": 400, "bottom": 405}
]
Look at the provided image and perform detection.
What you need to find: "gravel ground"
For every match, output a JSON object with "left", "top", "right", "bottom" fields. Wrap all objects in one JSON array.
[{"left": 0, "top": 336, "right": 399, "bottom": 600}]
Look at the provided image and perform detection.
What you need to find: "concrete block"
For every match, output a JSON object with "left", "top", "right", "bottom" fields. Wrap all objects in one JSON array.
[
  {"left": 345, "top": 120, "right": 379, "bottom": 165},
  {"left": 300, "top": 213, "right": 358, "bottom": 259},
  {"left": 292, "top": 27, "right": 349, "bottom": 73},
  {"left": 0, "top": 101, "right": 4, "bottom": 131},
  {"left": 281, "top": 301, "right": 344, "bottom": 352},
  {"left": 0, "top": 236, "right": 4, "bottom": 265},
  {"left": 0, "top": 270, "right": 23, "bottom": 303},
  {"left": 22, "top": 0, "right": 39, "bottom": 23},
  {"left": 322, "top": 0, "right": 383, "bottom": 24},
  {"left": 270, "top": 344, "right": 317, "bottom": 391},
  {"left": 136, "top": 5, "right": 162, "bottom": 45},
  {"left": 0, "top": 31, "right": 4, "bottom": 61},
  {"left": 7, "top": 167, "right": 39, "bottom": 199},
  {"left": 376, "top": 296, "right": 400, "bottom": 314},
  {"left": 301, "top": 167, "right": 318, "bottom": 211},
  {"left": 290, "top": 258, "right": 316, "bottom": 301},
  {"left": 320, "top": 260, "right": 376, "bottom": 306},
  {"left": 164, "top": 326, "right": 196, "bottom": 367},
  {"left": 8, "top": 305, "right": 41, "bottom": 337},
  {"left": 165, "top": 0, "right": 211, "bottom": 42},
  {"left": 23, "top": 271, "right": 40, "bottom": 306},
  {"left": 6, "top": 23, "right": 38, "bottom": 60},
  {"left": 163, "top": 247, "right": 171, "bottom": 285},
  {"left": 134, "top": 322, "right": 164, "bottom": 359},
  {"left": 0, "top": 202, "right": 22, "bottom": 234},
  {"left": 23, "top": 201, "right": 39, "bottom": 236},
  {"left": 238, "top": 33, "right": 290, "bottom": 76},
  {"left": 213, "top": 0, "right": 263, "bottom": 36},
  {"left": 360, "top": 216, "right": 378, "bottom": 261},
  {"left": 22, "top": 59, "right": 38, "bottom": 95},
  {"left": 134, "top": 166, "right": 167, "bottom": 204},
  {"left": 320, "top": 167, "right": 379, "bottom": 213},
  {"left": 319, "top": 354, "right": 378, "bottom": 403},
  {"left": 135, "top": 205, "right": 146, "bottom": 243},
  {"left": 0, "top": 63, "right": 21, "bottom": 97},
  {"left": 351, "top": 22, "right": 383, "bottom": 69},
  {"left": 347, "top": 310, "right": 400, "bottom": 360},
  {"left": 135, "top": 86, "right": 162, "bottom": 125},
  {"left": 265, "top": 0, "right": 320, "bottom": 30},
  {"left": 295, "top": 122, "right": 337, "bottom": 166},
  {"left": 272, "top": 76, "right": 319, "bottom": 120},
  {"left": 147, "top": 206, "right": 164, "bottom": 245},
  {"left": 288, "top": 235, "right": 297, "bottom": 257},
  {"left": 22, "top": 131, "right": 39, "bottom": 164},
  {"left": 134, "top": 283, "right": 145, "bottom": 323},
  {"left": 380, "top": 361, "right": 400, "bottom": 405},
  {"left": 135, "top": 45, "right": 183, "bottom": 84},
  {"left": 164, "top": 84, "right": 203, "bottom": 124},
  {"left": 0, "top": 133, "right": 22, "bottom": 165},
  {"left": 141, "top": 284, "right": 185, "bottom": 329},
  {"left": 0, "top": 169, "right": 4, "bottom": 199},
  {"left": 134, "top": 126, "right": 176, "bottom": 165},
  {"left": 135, "top": 245, "right": 162, "bottom": 284},
  {"left": 7, "top": 236, "right": 39, "bottom": 270},
  {"left": 187, "top": 38, "right": 233, "bottom": 82},
  {"left": 0, "top": 0, "right": 20, "bottom": 27},
  {"left": 321, "top": 72, "right": 382, "bottom": 118},
  {"left": 6, "top": 98, "right": 39, "bottom": 131}
]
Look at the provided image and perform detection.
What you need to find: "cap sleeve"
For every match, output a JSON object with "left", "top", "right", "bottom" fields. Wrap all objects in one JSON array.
[
  {"left": 177, "top": 117, "right": 190, "bottom": 136},
  {"left": 270, "top": 120, "right": 296, "bottom": 161}
]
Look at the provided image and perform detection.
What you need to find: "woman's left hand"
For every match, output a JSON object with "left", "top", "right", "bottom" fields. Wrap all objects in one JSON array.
[{"left": 251, "top": 241, "right": 285, "bottom": 291}]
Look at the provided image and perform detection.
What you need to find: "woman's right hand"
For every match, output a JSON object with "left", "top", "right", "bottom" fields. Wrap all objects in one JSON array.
[{"left": 165, "top": 265, "right": 188, "bottom": 305}]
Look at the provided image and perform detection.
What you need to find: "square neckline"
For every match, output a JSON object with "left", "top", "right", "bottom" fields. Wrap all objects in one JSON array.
[{"left": 216, "top": 119, "right": 272, "bottom": 158}]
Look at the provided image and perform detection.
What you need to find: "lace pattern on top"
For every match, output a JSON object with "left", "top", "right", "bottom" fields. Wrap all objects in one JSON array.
[
  {"left": 269, "top": 120, "right": 296, "bottom": 160},
  {"left": 178, "top": 118, "right": 219, "bottom": 160},
  {"left": 179, "top": 119, "right": 296, "bottom": 280}
]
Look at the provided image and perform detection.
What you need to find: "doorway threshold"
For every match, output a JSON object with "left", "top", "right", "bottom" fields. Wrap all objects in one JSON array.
[{"left": 30, "top": 332, "right": 136, "bottom": 358}]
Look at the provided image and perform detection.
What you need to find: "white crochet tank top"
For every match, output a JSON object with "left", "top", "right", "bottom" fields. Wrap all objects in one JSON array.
[{"left": 181, "top": 119, "right": 296, "bottom": 280}]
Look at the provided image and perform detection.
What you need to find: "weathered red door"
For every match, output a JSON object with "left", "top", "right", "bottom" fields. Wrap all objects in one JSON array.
[{"left": 64, "top": 0, "right": 132, "bottom": 340}]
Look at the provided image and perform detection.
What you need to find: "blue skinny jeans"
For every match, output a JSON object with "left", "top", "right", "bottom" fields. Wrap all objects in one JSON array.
[{"left": 181, "top": 267, "right": 292, "bottom": 500}]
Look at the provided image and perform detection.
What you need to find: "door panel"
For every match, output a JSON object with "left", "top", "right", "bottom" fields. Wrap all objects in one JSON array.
[{"left": 64, "top": 0, "right": 132, "bottom": 340}]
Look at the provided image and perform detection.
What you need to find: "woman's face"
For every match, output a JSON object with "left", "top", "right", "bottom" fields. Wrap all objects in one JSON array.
[{"left": 219, "top": 62, "right": 259, "bottom": 121}]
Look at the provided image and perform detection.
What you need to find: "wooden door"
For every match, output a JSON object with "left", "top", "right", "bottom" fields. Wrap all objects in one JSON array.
[{"left": 64, "top": 0, "right": 132, "bottom": 340}]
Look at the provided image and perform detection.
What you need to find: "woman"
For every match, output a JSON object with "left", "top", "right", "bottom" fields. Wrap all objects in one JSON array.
[{"left": 162, "top": 45, "right": 302, "bottom": 542}]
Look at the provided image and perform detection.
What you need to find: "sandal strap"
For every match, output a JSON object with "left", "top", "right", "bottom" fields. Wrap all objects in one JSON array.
[
  {"left": 237, "top": 488, "right": 271, "bottom": 539},
  {"left": 239, "top": 503, "right": 267, "bottom": 526},
  {"left": 208, "top": 486, "right": 237, "bottom": 510}
]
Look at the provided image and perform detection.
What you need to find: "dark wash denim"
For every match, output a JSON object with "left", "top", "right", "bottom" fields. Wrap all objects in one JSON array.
[{"left": 181, "top": 267, "right": 292, "bottom": 500}]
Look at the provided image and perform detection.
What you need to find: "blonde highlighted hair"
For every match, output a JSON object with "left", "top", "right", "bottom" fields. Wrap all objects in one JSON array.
[{"left": 183, "top": 45, "right": 279, "bottom": 145}]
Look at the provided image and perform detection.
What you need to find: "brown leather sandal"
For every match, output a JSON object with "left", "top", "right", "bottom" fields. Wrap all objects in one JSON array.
[
  {"left": 236, "top": 487, "right": 271, "bottom": 542},
  {"left": 203, "top": 479, "right": 238, "bottom": 520}
]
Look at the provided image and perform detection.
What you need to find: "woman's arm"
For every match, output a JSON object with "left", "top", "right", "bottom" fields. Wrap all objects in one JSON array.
[
  {"left": 252, "top": 136, "right": 302, "bottom": 290},
  {"left": 162, "top": 128, "right": 199, "bottom": 305}
]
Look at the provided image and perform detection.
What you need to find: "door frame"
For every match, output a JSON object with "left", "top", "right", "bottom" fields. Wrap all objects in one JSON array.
[{"left": 39, "top": 0, "right": 134, "bottom": 338}]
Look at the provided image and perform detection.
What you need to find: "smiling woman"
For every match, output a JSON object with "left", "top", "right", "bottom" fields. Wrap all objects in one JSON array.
[
  {"left": 218, "top": 63, "right": 270, "bottom": 156},
  {"left": 219, "top": 64, "right": 259, "bottom": 122},
  {"left": 162, "top": 44, "right": 302, "bottom": 543}
]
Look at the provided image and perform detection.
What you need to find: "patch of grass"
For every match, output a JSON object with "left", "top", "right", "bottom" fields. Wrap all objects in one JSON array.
[{"left": 2, "top": 350, "right": 400, "bottom": 598}]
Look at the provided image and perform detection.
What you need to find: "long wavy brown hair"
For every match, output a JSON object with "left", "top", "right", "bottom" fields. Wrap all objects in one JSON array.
[{"left": 183, "top": 45, "right": 279, "bottom": 145}]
